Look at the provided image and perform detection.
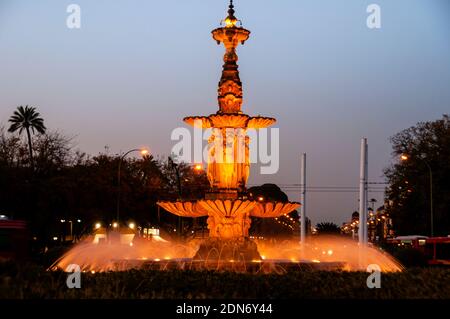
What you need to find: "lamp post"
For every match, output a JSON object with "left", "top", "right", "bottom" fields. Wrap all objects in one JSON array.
[
  {"left": 300, "top": 153, "right": 306, "bottom": 245},
  {"left": 168, "top": 157, "right": 183, "bottom": 236},
  {"left": 401, "top": 154, "right": 433, "bottom": 237},
  {"left": 116, "top": 148, "right": 149, "bottom": 224}
]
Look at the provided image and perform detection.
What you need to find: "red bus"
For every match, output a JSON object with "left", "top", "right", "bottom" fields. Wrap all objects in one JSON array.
[
  {"left": 0, "top": 220, "right": 28, "bottom": 261},
  {"left": 387, "top": 235, "right": 450, "bottom": 266}
]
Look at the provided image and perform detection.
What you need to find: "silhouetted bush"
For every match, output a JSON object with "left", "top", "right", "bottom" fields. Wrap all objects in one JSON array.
[{"left": 1, "top": 262, "right": 449, "bottom": 299}]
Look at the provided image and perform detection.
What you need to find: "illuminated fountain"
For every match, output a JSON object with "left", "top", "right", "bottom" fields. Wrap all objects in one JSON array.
[
  {"left": 157, "top": 1, "right": 300, "bottom": 262},
  {"left": 52, "top": 1, "right": 402, "bottom": 273}
]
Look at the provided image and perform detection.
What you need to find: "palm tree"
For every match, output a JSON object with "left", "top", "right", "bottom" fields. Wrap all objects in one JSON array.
[
  {"left": 315, "top": 222, "right": 341, "bottom": 235},
  {"left": 8, "top": 105, "right": 46, "bottom": 168}
]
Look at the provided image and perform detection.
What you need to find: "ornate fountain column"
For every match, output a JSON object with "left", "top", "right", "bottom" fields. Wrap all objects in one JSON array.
[{"left": 158, "top": 1, "right": 300, "bottom": 261}]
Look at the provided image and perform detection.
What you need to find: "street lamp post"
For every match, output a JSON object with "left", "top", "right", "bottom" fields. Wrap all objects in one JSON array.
[
  {"left": 117, "top": 148, "right": 149, "bottom": 224},
  {"left": 401, "top": 154, "right": 433, "bottom": 237},
  {"left": 168, "top": 157, "right": 183, "bottom": 236}
]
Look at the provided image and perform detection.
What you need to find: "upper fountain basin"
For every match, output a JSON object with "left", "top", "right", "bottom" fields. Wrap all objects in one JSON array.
[{"left": 157, "top": 199, "right": 300, "bottom": 218}]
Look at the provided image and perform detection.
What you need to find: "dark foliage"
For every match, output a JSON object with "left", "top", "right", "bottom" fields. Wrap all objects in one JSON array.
[
  {"left": 384, "top": 115, "right": 450, "bottom": 236},
  {"left": 316, "top": 222, "right": 341, "bottom": 235},
  {"left": 1, "top": 262, "right": 450, "bottom": 299},
  {"left": 0, "top": 127, "right": 209, "bottom": 253}
]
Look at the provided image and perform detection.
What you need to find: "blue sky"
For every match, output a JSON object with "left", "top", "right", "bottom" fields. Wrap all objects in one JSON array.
[{"left": 1, "top": 0, "right": 449, "bottom": 225}]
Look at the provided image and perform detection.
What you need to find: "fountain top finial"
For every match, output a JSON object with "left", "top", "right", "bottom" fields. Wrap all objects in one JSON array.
[{"left": 224, "top": 0, "right": 238, "bottom": 27}]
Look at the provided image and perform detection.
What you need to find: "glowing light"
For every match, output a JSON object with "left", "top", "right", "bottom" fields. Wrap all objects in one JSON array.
[
  {"left": 91, "top": 271, "right": 95, "bottom": 274},
  {"left": 225, "top": 17, "right": 237, "bottom": 27},
  {"left": 140, "top": 149, "right": 149, "bottom": 156},
  {"left": 113, "top": 222, "right": 118, "bottom": 228},
  {"left": 60, "top": 219, "right": 65, "bottom": 223},
  {"left": 128, "top": 222, "right": 135, "bottom": 229},
  {"left": 95, "top": 223, "right": 101, "bottom": 229},
  {"left": 53, "top": 237, "right": 58, "bottom": 241},
  {"left": 77, "top": 219, "right": 81, "bottom": 223},
  {"left": 129, "top": 242, "right": 133, "bottom": 247},
  {"left": 327, "top": 249, "right": 333, "bottom": 256},
  {"left": 194, "top": 164, "right": 203, "bottom": 171},
  {"left": 261, "top": 255, "right": 266, "bottom": 260},
  {"left": 400, "top": 154, "right": 408, "bottom": 161},
  {"left": 154, "top": 258, "right": 161, "bottom": 262},
  {"left": 258, "top": 196, "right": 264, "bottom": 202}
]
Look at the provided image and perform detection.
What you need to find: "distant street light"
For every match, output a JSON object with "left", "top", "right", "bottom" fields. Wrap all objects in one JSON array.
[
  {"left": 400, "top": 153, "right": 434, "bottom": 236},
  {"left": 117, "top": 148, "right": 150, "bottom": 225}
]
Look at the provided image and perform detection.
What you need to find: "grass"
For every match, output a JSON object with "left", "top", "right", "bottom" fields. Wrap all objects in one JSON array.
[{"left": 1, "top": 262, "right": 450, "bottom": 299}]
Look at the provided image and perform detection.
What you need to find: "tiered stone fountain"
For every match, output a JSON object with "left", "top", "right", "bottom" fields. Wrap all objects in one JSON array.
[{"left": 157, "top": 1, "right": 300, "bottom": 262}]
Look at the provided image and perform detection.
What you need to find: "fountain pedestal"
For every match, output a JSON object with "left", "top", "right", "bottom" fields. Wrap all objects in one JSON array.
[{"left": 193, "top": 238, "right": 261, "bottom": 261}]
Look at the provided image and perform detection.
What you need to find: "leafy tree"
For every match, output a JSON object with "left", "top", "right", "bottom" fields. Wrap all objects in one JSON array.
[
  {"left": 248, "top": 184, "right": 298, "bottom": 237},
  {"left": 248, "top": 183, "right": 289, "bottom": 202},
  {"left": 384, "top": 115, "right": 450, "bottom": 236},
  {"left": 0, "top": 128, "right": 210, "bottom": 248},
  {"left": 8, "top": 106, "right": 46, "bottom": 168}
]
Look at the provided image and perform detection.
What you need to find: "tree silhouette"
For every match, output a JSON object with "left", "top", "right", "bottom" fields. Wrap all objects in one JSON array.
[
  {"left": 8, "top": 105, "right": 46, "bottom": 169},
  {"left": 315, "top": 222, "right": 340, "bottom": 235},
  {"left": 384, "top": 114, "right": 450, "bottom": 236}
]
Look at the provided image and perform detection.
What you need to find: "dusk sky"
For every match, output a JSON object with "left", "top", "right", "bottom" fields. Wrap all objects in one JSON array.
[{"left": 1, "top": 0, "right": 449, "bottom": 225}]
